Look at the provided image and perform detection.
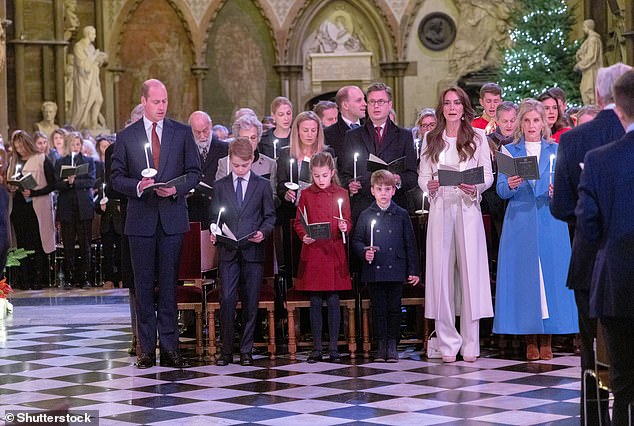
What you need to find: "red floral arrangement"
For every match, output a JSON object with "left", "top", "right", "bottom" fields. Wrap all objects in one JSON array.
[{"left": 0, "top": 278, "right": 13, "bottom": 299}]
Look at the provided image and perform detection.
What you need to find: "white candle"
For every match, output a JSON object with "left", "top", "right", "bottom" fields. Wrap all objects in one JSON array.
[
  {"left": 102, "top": 182, "right": 106, "bottom": 194},
  {"left": 226, "top": 156, "right": 230, "bottom": 173},
  {"left": 71, "top": 152, "right": 76, "bottom": 167},
  {"left": 216, "top": 207, "right": 225, "bottom": 229},
  {"left": 273, "top": 139, "right": 278, "bottom": 159},
  {"left": 370, "top": 219, "right": 376, "bottom": 247},
  {"left": 422, "top": 191, "right": 428, "bottom": 212},
  {"left": 144, "top": 143, "right": 151, "bottom": 169},
  {"left": 289, "top": 158, "right": 295, "bottom": 184},
  {"left": 549, "top": 154, "right": 556, "bottom": 185},
  {"left": 353, "top": 152, "right": 359, "bottom": 180},
  {"left": 337, "top": 198, "right": 346, "bottom": 244}
]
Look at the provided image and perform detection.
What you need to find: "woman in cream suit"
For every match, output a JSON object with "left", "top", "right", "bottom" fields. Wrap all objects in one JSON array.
[{"left": 418, "top": 86, "right": 494, "bottom": 363}]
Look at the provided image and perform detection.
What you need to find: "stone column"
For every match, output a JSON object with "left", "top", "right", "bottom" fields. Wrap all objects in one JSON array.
[
  {"left": 108, "top": 66, "right": 124, "bottom": 131},
  {"left": 191, "top": 65, "right": 209, "bottom": 111},
  {"left": 273, "top": 64, "right": 303, "bottom": 113},
  {"left": 379, "top": 61, "right": 410, "bottom": 123},
  {"left": 54, "top": 0, "right": 65, "bottom": 125}
]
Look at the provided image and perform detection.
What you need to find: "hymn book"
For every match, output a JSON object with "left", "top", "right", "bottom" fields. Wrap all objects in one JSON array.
[
  {"left": 366, "top": 154, "right": 406, "bottom": 174},
  {"left": 495, "top": 151, "right": 540, "bottom": 180},
  {"left": 60, "top": 163, "right": 89, "bottom": 179},
  {"left": 215, "top": 223, "right": 257, "bottom": 249},
  {"left": 7, "top": 173, "right": 37, "bottom": 191},
  {"left": 300, "top": 207, "right": 332, "bottom": 240},
  {"left": 437, "top": 165, "right": 485, "bottom": 186}
]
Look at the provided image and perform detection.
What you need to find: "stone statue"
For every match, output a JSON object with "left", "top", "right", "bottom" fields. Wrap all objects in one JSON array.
[
  {"left": 64, "top": 53, "right": 74, "bottom": 118},
  {"left": 315, "top": 11, "right": 363, "bottom": 53},
  {"left": 575, "top": 19, "right": 603, "bottom": 105},
  {"left": 444, "top": 0, "right": 514, "bottom": 87},
  {"left": 33, "top": 101, "right": 60, "bottom": 137},
  {"left": 71, "top": 26, "right": 108, "bottom": 130},
  {"left": 0, "top": 20, "right": 10, "bottom": 73},
  {"left": 63, "top": 0, "right": 80, "bottom": 41}
]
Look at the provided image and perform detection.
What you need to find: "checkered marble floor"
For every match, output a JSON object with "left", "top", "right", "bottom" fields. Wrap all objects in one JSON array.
[{"left": 0, "top": 289, "right": 582, "bottom": 425}]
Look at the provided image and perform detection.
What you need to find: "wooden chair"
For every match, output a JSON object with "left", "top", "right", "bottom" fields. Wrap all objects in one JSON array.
[
  {"left": 175, "top": 222, "right": 218, "bottom": 359},
  {"left": 206, "top": 237, "right": 277, "bottom": 360},
  {"left": 285, "top": 286, "right": 357, "bottom": 360},
  {"left": 582, "top": 321, "right": 612, "bottom": 426}
]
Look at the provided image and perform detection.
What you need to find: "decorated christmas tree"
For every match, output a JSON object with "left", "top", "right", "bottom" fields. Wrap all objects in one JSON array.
[{"left": 498, "top": 0, "right": 581, "bottom": 105}]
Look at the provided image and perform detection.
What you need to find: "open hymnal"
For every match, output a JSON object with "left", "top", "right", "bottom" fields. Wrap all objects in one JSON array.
[
  {"left": 60, "top": 163, "right": 89, "bottom": 179},
  {"left": 366, "top": 154, "right": 406, "bottom": 174},
  {"left": 300, "top": 207, "right": 332, "bottom": 240},
  {"left": 496, "top": 151, "right": 540, "bottom": 180},
  {"left": 437, "top": 165, "right": 485, "bottom": 186},
  {"left": 142, "top": 174, "right": 188, "bottom": 194},
  {"left": 215, "top": 223, "right": 257, "bottom": 249},
  {"left": 7, "top": 173, "right": 37, "bottom": 191}
]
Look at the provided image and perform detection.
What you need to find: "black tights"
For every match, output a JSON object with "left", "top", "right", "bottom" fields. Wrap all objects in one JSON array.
[{"left": 309, "top": 292, "right": 340, "bottom": 352}]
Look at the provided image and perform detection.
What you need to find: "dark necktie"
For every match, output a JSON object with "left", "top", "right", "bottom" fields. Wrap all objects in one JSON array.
[
  {"left": 201, "top": 146, "right": 208, "bottom": 162},
  {"left": 151, "top": 122, "right": 161, "bottom": 169},
  {"left": 375, "top": 126, "right": 383, "bottom": 145},
  {"left": 350, "top": 123, "right": 360, "bottom": 129},
  {"left": 236, "top": 177, "right": 244, "bottom": 207}
]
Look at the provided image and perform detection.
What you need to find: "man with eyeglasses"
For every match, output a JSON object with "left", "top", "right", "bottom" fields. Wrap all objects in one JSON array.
[
  {"left": 340, "top": 82, "right": 417, "bottom": 222},
  {"left": 324, "top": 85, "right": 367, "bottom": 159},
  {"left": 188, "top": 110, "right": 228, "bottom": 228}
]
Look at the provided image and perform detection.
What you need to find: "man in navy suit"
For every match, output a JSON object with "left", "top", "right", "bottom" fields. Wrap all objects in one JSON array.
[
  {"left": 340, "top": 82, "right": 418, "bottom": 221},
  {"left": 209, "top": 137, "right": 276, "bottom": 366},
  {"left": 111, "top": 79, "right": 201, "bottom": 369},
  {"left": 551, "top": 63, "right": 631, "bottom": 425},
  {"left": 577, "top": 69, "right": 634, "bottom": 426},
  {"left": 187, "top": 111, "right": 228, "bottom": 228},
  {"left": 323, "top": 85, "right": 366, "bottom": 159}
]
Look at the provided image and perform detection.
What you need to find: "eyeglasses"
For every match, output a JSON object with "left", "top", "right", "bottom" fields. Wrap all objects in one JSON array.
[
  {"left": 368, "top": 99, "right": 390, "bottom": 106},
  {"left": 420, "top": 123, "right": 436, "bottom": 129}
]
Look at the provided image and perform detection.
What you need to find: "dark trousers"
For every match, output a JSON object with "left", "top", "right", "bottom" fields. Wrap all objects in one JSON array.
[
  {"left": 575, "top": 290, "right": 611, "bottom": 425},
  {"left": 61, "top": 219, "right": 92, "bottom": 282},
  {"left": 101, "top": 229, "right": 121, "bottom": 283},
  {"left": 219, "top": 252, "right": 263, "bottom": 355},
  {"left": 368, "top": 281, "right": 403, "bottom": 342},
  {"left": 309, "top": 291, "right": 340, "bottom": 352},
  {"left": 128, "top": 221, "right": 184, "bottom": 354},
  {"left": 602, "top": 316, "right": 634, "bottom": 426}
]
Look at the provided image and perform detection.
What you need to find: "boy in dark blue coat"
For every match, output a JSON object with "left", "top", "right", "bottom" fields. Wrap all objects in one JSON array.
[{"left": 352, "top": 170, "right": 420, "bottom": 362}]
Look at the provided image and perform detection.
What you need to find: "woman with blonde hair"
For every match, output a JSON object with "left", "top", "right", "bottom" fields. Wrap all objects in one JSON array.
[
  {"left": 258, "top": 96, "right": 293, "bottom": 158},
  {"left": 276, "top": 111, "right": 333, "bottom": 279},
  {"left": 494, "top": 99, "right": 578, "bottom": 360},
  {"left": 7, "top": 130, "right": 56, "bottom": 289}
]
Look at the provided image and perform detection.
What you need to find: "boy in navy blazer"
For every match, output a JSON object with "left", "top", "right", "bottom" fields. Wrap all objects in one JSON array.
[
  {"left": 210, "top": 137, "right": 276, "bottom": 366},
  {"left": 352, "top": 170, "right": 419, "bottom": 363}
]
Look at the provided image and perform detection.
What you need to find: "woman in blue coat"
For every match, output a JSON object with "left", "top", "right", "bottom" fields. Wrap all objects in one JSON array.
[{"left": 494, "top": 99, "right": 578, "bottom": 361}]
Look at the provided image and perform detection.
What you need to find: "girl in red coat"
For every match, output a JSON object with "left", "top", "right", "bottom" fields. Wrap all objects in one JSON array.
[{"left": 294, "top": 152, "right": 352, "bottom": 363}]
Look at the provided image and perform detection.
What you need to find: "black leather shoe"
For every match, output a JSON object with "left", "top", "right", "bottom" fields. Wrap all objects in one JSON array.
[
  {"left": 240, "top": 353, "right": 254, "bottom": 366},
  {"left": 135, "top": 353, "right": 155, "bottom": 369},
  {"left": 127, "top": 337, "right": 137, "bottom": 356},
  {"left": 81, "top": 281, "right": 92, "bottom": 289},
  {"left": 329, "top": 351, "right": 342, "bottom": 362},
  {"left": 216, "top": 354, "right": 232, "bottom": 366},
  {"left": 160, "top": 350, "right": 190, "bottom": 368},
  {"left": 307, "top": 351, "right": 322, "bottom": 364}
]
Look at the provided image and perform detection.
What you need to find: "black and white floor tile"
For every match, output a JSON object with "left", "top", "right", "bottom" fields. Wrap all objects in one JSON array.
[{"left": 0, "top": 289, "right": 582, "bottom": 425}]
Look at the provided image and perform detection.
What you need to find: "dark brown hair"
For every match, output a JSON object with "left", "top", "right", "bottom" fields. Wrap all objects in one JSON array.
[
  {"left": 229, "top": 137, "right": 254, "bottom": 161},
  {"left": 423, "top": 86, "right": 476, "bottom": 163}
]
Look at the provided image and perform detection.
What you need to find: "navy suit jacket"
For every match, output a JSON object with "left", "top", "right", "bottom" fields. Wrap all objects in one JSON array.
[
  {"left": 210, "top": 172, "right": 276, "bottom": 262},
  {"left": 551, "top": 109, "right": 624, "bottom": 290},
  {"left": 576, "top": 131, "right": 634, "bottom": 318},
  {"left": 55, "top": 153, "right": 96, "bottom": 222},
  {"left": 200, "top": 136, "right": 228, "bottom": 187},
  {"left": 324, "top": 114, "right": 353, "bottom": 159},
  {"left": 111, "top": 118, "right": 201, "bottom": 236},
  {"left": 340, "top": 119, "right": 417, "bottom": 219}
]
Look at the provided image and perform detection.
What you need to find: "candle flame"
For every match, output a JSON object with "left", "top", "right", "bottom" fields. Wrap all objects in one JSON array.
[
  {"left": 145, "top": 143, "right": 150, "bottom": 149},
  {"left": 354, "top": 152, "right": 359, "bottom": 160},
  {"left": 371, "top": 219, "right": 376, "bottom": 226},
  {"left": 337, "top": 198, "right": 343, "bottom": 205},
  {"left": 219, "top": 207, "right": 225, "bottom": 213}
]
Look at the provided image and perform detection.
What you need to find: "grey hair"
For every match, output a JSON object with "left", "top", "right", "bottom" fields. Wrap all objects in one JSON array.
[
  {"left": 595, "top": 63, "right": 633, "bottom": 105},
  {"left": 495, "top": 101, "right": 518, "bottom": 117},
  {"left": 232, "top": 114, "right": 263, "bottom": 140}
]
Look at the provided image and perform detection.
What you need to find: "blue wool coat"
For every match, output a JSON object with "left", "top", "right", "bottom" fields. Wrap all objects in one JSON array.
[{"left": 493, "top": 138, "right": 578, "bottom": 334}]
